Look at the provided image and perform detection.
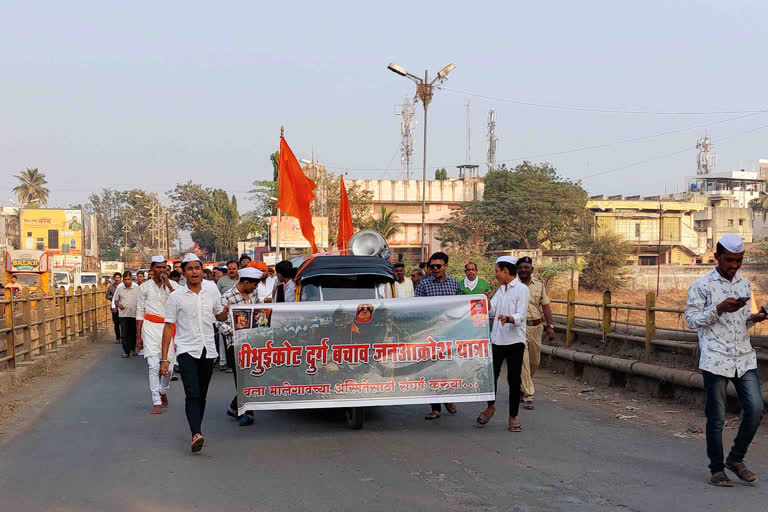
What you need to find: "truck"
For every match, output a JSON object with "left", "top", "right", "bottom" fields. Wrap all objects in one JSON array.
[
  {"left": 100, "top": 260, "right": 124, "bottom": 278},
  {"left": 4, "top": 249, "right": 53, "bottom": 296}
]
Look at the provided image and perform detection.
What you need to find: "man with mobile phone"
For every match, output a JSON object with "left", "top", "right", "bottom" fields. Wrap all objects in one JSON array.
[{"left": 685, "top": 234, "right": 767, "bottom": 487}]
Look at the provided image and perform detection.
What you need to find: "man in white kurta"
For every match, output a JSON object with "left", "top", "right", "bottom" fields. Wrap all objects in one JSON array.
[{"left": 136, "top": 256, "right": 177, "bottom": 414}]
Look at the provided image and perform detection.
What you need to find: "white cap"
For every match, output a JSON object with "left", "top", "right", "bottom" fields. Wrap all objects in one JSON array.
[
  {"left": 718, "top": 234, "right": 745, "bottom": 254},
  {"left": 495, "top": 256, "right": 517, "bottom": 265},
  {"left": 238, "top": 267, "right": 263, "bottom": 280},
  {"left": 181, "top": 253, "right": 200, "bottom": 264},
  {"left": 150, "top": 255, "right": 165, "bottom": 264}
]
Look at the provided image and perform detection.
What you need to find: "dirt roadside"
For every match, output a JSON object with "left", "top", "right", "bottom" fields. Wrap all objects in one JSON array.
[
  {"left": 0, "top": 340, "right": 110, "bottom": 448},
  {"left": 535, "top": 367, "right": 768, "bottom": 459}
]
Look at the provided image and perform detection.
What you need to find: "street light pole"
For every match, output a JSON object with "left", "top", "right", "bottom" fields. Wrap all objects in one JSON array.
[
  {"left": 420, "top": 71, "right": 429, "bottom": 262},
  {"left": 387, "top": 62, "right": 455, "bottom": 262}
]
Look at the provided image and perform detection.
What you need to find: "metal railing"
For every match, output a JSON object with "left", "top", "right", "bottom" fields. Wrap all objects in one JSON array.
[
  {"left": 1, "top": 285, "right": 111, "bottom": 371},
  {"left": 549, "top": 289, "right": 768, "bottom": 362}
]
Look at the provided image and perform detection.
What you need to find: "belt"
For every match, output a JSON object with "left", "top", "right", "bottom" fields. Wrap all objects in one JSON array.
[
  {"left": 526, "top": 319, "right": 542, "bottom": 327},
  {"left": 144, "top": 313, "right": 166, "bottom": 323}
]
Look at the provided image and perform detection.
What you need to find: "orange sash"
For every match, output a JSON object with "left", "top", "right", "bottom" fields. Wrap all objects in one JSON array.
[{"left": 144, "top": 313, "right": 176, "bottom": 348}]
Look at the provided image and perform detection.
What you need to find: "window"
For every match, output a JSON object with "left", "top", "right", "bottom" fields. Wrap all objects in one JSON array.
[
  {"left": 635, "top": 223, "right": 641, "bottom": 238},
  {"left": 728, "top": 219, "right": 734, "bottom": 226},
  {"left": 739, "top": 219, "right": 744, "bottom": 226}
]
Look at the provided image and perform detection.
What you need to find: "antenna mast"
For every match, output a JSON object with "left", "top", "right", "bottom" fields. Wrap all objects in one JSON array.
[
  {"left": 696, "top": 133, "right": 716, "bottom": 175},
  {"left": 487, "top": 109, "right": 497, "bottom": 172},
  {"left": 465, "top": 100, "right": 471, "bottom": 163},
  {"left": 396, "top": 97, "right": 416, "bottom": 179}
]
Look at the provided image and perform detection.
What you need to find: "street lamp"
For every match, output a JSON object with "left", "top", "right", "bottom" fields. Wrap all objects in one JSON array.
[{"left": 387, "top": 61, "right": 456, "bottom": 261}]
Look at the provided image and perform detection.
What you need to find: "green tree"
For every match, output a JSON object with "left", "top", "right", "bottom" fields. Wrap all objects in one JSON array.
[
  {"left": 193, "top": 190, "right": 256, "bottom": 259},
  {"left": 167, "top": 181, "right": 212, "bottom": 231},
  {"left": 751, "top": 190, "right": 768, "bottom": 222},
  {"left": 13, "top": 168, "right": 49, "bottom": 207},
  {"left": 581, "top": 233, "right": 631, "bottom": 290},
  {"left": 364, "top": 207, "right": 402, "bottom": 240},
  {"left": 434, "top": 168, "right": 448, "bottom": 180},
  {"left": 310, "top": 173, "right": 373, "bottom": 248},
  {"left": 437, "top": 161, "right": 588, "bottom": 252}
]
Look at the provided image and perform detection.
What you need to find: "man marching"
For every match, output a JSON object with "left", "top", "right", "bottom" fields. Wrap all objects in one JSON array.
[
  {"left": 685, "top": 235, "right": 766, "bottom": 486},
  {"left": 136, "top": 256, "right": 177, "bottom": 415},
  {"left": 160, "top": 254, "right": 228, "bottom": 453}
]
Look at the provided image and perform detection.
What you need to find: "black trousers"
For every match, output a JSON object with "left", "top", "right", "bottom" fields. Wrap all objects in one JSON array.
[
  {"left": 226, "top": 345, "right": 253, "bottom": 416},
  {"left": 178, "top": 349, "right": 215, "bottom": 436},
  {"left": 488, "top": 343, "right": 525, "bottom": 418},
  {"left": 112, "top": 311, "right": 121, "bottom": 340},
  {"left": 119, "top": 317, "right": 136, "bottom": 356}
]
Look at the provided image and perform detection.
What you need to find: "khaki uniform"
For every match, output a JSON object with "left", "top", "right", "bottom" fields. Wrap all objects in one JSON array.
[{"left": 521, "top": 278, "right": 550, "bottom": 399}]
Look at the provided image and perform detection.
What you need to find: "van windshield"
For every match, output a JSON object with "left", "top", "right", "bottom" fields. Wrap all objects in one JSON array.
[
  {"left": 13, "top": 274, "right": 40, "bottom": 287},
  {"left": 300, "top": 276, "right": 393, "bottom": 302},
  {"left": 81, "top": 275, "right": 98, "bottom": 284}
]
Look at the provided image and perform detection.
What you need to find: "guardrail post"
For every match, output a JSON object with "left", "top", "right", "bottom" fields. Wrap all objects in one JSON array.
[
  {"left": 602, "top": 290, "right": 612, "bottom": 342},
  {"left": 566, "top": 288, "right": 576, "bottom": 347},
  {"left": 76, "top": 286, "right": 84, "bottom": 337},
  {"left": 4, "top": 289, "right": 15, "bottom": 370},
  {"left": 38, "top": 294, "right": 48, "bottom": 356},
  {"left": 65, "top": 286, "right": 74, "bottom": 343},
  {"left": 59, "top": 286, "right": 67, "bottom": 345},
  {"left": 645, "top": 291, "right": 656, "bottom": 361},
  {"left": 90, "top": 286, "right": 98, "bottom": 341},
  {"left": 21, "top": 288, "right": 32, "bottom": 361}
]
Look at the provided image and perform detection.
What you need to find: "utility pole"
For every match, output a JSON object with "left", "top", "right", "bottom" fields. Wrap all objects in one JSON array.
[
  {"left": 656, "top": 200, "right": 663, "bottom": 296},
  {"left": 276, "top": 127, "right": 283, "bottom": 262}
]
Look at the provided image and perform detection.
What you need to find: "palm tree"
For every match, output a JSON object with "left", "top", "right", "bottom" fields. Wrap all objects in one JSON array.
[
  {"left": 13, "top": 168, "right": 49, "bottom": 207},
  {"left": 365, "top": 206, "right": 402, "bottom": 240}
]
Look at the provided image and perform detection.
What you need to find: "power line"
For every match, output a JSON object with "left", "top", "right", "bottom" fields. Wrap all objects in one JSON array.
[{"left": 439, "top": 86, "right": 768, "bottom": 116}]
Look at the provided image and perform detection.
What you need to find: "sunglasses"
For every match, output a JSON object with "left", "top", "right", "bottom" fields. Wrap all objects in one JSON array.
[{"left": 429, "top": 264, "right": 444, "bottom": 270}]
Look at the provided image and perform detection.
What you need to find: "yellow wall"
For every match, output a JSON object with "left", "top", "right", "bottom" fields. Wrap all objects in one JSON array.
[{"left": 19, "top": 209, "right": 83, "bottom": 255}]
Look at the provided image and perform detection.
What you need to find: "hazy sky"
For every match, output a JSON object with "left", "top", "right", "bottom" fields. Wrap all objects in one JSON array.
[{"left": 3, "top": 1, "right": 768, "bottom": 211}]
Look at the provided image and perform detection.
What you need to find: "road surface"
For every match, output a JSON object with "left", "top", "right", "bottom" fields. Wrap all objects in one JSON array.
[{"left": 1, "top": 341, "right": 767, "bottom": 512}]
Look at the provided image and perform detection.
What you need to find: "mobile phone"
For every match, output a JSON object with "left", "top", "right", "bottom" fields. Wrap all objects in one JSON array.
[{"left": 737, "top": 296, "right": 751, "bottom": 302}]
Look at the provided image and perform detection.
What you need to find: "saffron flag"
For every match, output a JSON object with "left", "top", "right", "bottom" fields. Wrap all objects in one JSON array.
[
  {"left": 337, "top": 175, "right": 354, "bottom": 251},
  {"left": 277, "top": 136, "right": 318, "bottom": 252}
]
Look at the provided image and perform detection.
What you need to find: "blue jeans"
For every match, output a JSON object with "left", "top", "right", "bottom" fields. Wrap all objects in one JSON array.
[{"left": 702, "top": 369, "right": 764, "bottom": 473}]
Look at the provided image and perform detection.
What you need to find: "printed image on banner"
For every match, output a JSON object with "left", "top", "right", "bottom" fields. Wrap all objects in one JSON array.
[{"left": 232, "top": 295, "right": 494, "bottom": 414}]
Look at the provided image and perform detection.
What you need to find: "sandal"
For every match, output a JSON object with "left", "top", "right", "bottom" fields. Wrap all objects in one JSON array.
[
  {"left": 709, "top": 471, "right": 734, "bottom": 487},
  {"left": 726, "top": 460, "right": 758, "bottom": 484},
  {"left": 523, "top": 399, "right": 535, "bottom": 410},
  {"left": 476, "top": 410, "right": 494, "bottom": 426},
  {"left": 191, "top": 434, "right": 205, "bottom": 453},
  {"left": 508, "top": 422, "right": 522, "bottom": 432},
  {"left": 445, "top": 403, "right": 457, "bottom": 415},
  {"left": 424, "top": 411, "right": 441, "bottom": 420}
]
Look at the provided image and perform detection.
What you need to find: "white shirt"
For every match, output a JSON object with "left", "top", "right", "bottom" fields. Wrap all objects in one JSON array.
[
  {"left": 164, "top": 281, "right": 223, "bottom": 359},
  {"left": 685, "top": 268, "right": 756, "bottom": 378},
  {"left": 395, "top": 279, "right": 414, "bottom": 298},
  {"left": 137, "top": 279, "right": 177, "bottom": 321},
  {"left": 256, "top": 279, "right": 274, "bottom": 303},
  {"left": 284, "top": 279, "right": 296, "bottom": 302},
  {"left": 489, "top": 278, "right": 530, "bottom": 346},
  {"left": 267, "top": 275, "right": 278, "bottom": 289},
  {"left": 111, "top": 282, "right": 124, "bottom": 308}
]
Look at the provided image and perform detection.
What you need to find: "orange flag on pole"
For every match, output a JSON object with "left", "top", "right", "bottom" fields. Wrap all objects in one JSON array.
[
  {"left": 277, "top": 135, "right": 318, "bottom": 252},
  {"left": 337, "top": 175, "right": 354, "bottom": 252}
]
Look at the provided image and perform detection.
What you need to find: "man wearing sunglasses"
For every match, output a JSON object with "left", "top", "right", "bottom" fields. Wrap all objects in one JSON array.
[{"left": 415, "top": 251, "right": 461, "bottom": 420}]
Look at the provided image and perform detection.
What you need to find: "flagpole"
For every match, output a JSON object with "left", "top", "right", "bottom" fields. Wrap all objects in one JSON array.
[{"left": 276, "top": 126, "right": 283, "bottom": 262}]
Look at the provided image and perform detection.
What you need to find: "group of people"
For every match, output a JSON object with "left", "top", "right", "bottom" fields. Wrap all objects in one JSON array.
[
  {"left": 102, "top": 253, "right": 302, "bottom": 451},
  {"left": 392, "top": 252, "right": 555, "bottom": 428}
]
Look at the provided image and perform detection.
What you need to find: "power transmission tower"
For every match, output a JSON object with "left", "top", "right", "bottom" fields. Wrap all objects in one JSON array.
[
  {"left": 396, "top": 97, "right": 416, "bottom": 179},
  {"left": 487, "top": 109, "right": 497, "bottom": 172}
]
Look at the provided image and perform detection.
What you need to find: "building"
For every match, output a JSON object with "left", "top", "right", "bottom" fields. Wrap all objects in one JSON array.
[
  {"left": 0, "top": 207, "right": 20, "bottom": 250},
  {"left": 685, "top": 168, "right": 765, "bottom": 209},
  {"left": 347, "top": 175, "right": 484, "bottom": 260},
  {"left": 685, "top": 193, "right": 753, "bottom": 249},
  {"left": 587, "top": 195, "right": 706, "bottom": 265},
  {"left": 18, "top": 208, "right": 99, "bottom": 271}
]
